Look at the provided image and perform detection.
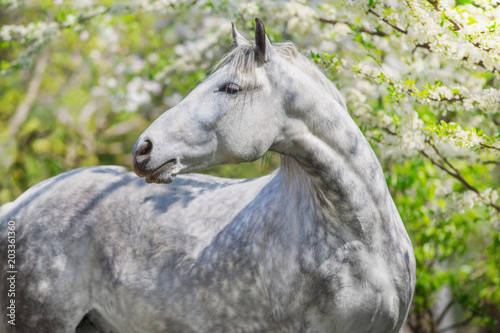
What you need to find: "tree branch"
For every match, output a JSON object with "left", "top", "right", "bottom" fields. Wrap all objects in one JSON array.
[
  {"left": 317, "top": 17, "right": 389, "bottom": 37},
  {"left": 436, "top": 300, "right": 456, "bottom": 326},
  {"left": 425, "top": 0, "right": 463, "bottom": 31},
  {"left": 60, "top": 6, "right": 113, "bottom": 29},
  {"left": 425, "top": 0, "right": 498, "bottom": 73},
  {"left": 367, "top": 4, "right": 497, "bottom": 73},
  {"left": 357, "top": 72, "right": 465, "bottom": 103},
  {"left": 367, "top": 8, "right": 408, "bottom": 34},
  {"left": 382, "top": 127, "right": 396, "bottom": 135},
  {"left": 470, "top": 2, "right": 499, "bottom": 10},
  {"left": 0, "top": 52, "right": 49, "bottom": 169},
  {"left": 419, "top": 143, "right": 500, "bottom": 213},
  {"left": 429, "top": 141, "right": 460, "bottom": 175},
  {"left": 480, "top": 143, "right": 500, "bottom": 152},
  {"left": 436, "top": 315, "right": 474, "bottom": 333},
  {"left": 8, "top": 52, "right": 49, "bottom": 138}
]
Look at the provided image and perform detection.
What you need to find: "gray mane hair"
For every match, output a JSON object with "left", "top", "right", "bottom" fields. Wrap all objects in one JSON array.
[
  {"left": 215, "top": 42, "right": 346, "bottom": 108},
  {"left": 214, "top": 41, "right": 348, "bottom": 193}
]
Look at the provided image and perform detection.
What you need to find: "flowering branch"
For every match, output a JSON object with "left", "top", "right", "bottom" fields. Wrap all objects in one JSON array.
[
  {"left": 480, "top": 143, "right": 500, "bottom": 152},
  {"left": 419, "top": 141, "right": 500, "bottom": 213},
  {"left": 59, "top": 6, "right": 113, "bottom": 29},
  {"left": 366, "top": 2, "right": 500, "bottom": 73},
  {"left": 350, "top": 67, "right": 499, "bottom": 114},
  {"left": 0, "top": 1, "right": 188, "bottom": 72},
  {"left": 0, "top": 6, "right": 114, "bottom": 72},
  {"left": 425, "top": 0, "right": 463, "bottom": 31},
  {"left": 317, "top": 17, "right": 389, "bottom": 37},
  {"left": 366, "top": 8, "right": 407, "bottom": 34}
]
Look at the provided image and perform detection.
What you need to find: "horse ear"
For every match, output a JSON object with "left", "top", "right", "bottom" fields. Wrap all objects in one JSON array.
[
  {"left": 231, "top": 22, "right": 248, "bottom": 47},
  {"left": 254, "top": 18, "right": 273, "bottom": 62}
]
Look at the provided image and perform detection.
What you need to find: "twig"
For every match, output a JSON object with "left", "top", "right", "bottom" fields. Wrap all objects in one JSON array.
[
  {"left": 367, "top": 4, "right": 497, "bottom": 73},
  {"left": 480, "top": 143, "right": 500, "bottom": 152},
  {"left": 470, "top": 2, "right": 500, "bottom": 10},
  {"left": 419, "top": 144, "right": 500, "bottom": 213},
  {"left": 425, "top": 307, "right": 436, "bottom": 332},
  {"left": 436, "top": 315, "right": 474, "bottom": 333},
  {"left": 429, "top": 141, "right": 460, "bottom": 175},
  {"left": 0, "top": 52, "right": 49, "bottom": 169},
  {"left": 382, "top": 127, "right": 396, "bottom": 135},
  {"left": 60, "top": 6, "right": 113, "bottom": 29},
  {"left": 420, "top": 146, "right": 477, "bottom": 195},
  {"left": 8, "top": 52, "right": 49, "bottom": 138},
  {"left": 367, "top": 8, "right": 408, "bottom": 34},
  {"left": 317, "top": 17, "right": 389, "bottom": 37},
  {"left": 462, "top": 56, "right": 490, "bottom": 72},
  {"left": 358, "top": 72, "right": 465, "bottom": 103},
  {"left": 436, "top": 300, "right": 456, "bottom": 326},
  {"left": 425, "top": 0, "right": 499, "bottom": 72},
  {"left": 415, "top": 42, "right": 431, "bottom": 51},
  {"left": 425, "top": 0, "right": 463, "bottom": 31}
]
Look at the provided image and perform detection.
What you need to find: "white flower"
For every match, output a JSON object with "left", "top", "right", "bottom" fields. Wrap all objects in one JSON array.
[
  {"left": 106, "top": 77, "right": 118, "bottom": 89},
  {"left": 99, "top": 26, "right": 119, "bottom": 45},
  {"left": 64, "top": 15, "right": 77, "bottom": 26},
  {"left": 147, "top": 53, "right": 159, "bottom": 63},
  {"left": 129, "top": 55, "right": 145, "bottom": 74},
  {"left": 89, "top": 49, "right": 101, "bottom": 60},
  {"left": 71, "top": 0, "right": 93, "bottom": 9},
  {"left": 124, "top": 77, "right": 159, "bottom": 112},
  {"left": 79, "top": 30, "right": 89, "bottom": 41},
  {"left": 144, "top": 80, "right": 162, "bottom": 95},
  {"left": 459, "top": 191, "right": 480, "bottom": 212}
]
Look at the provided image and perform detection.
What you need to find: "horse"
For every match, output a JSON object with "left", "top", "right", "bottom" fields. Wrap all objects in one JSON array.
[{"left": 0, "top": 19, "right": 415, "bottom": 333}]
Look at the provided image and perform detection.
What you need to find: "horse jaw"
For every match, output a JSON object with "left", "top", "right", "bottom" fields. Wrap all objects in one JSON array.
[
  {"left": 143, "top": 157, "right": 183, "bottom": 184},
  {"left": 132, "top": 125, "right": 217, "bottom": 184}
]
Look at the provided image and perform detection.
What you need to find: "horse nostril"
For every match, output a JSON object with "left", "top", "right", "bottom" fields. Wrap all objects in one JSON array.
[
  {"left": 137, "top": 139, "right": 153, "bottom": 157},
  {"left": 133, "top": 138, "right": 153, "bottom": 177}
]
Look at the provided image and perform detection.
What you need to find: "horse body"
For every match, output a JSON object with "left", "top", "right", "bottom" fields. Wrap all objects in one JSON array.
[
  {"left": 1, "top": 166, "right": 410, "bottom": 333},
  {"left": 0, "top": 19, "right": 415, "bottom": 333}
]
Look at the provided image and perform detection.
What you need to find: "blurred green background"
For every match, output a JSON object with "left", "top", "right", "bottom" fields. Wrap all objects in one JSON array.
[{"left": 1, "top": 1, "right": 499, "bottom": 332}]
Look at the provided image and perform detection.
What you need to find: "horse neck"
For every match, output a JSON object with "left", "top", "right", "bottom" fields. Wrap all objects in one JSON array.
[{"left": 274, "top": 91, "right": 394, "bottom": 242}]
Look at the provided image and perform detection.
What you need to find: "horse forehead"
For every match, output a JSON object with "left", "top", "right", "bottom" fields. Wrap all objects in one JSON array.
[
  {"left": 209, "top": 65, "right": 234, "bottom": 81},
  {"left": 214, "top": 61, "right": 270, "bottom": 85}
]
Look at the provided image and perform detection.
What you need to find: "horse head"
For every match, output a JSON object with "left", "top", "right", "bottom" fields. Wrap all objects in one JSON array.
[{"left": 133, "top": 19, "right": 285, "bottom": 184}]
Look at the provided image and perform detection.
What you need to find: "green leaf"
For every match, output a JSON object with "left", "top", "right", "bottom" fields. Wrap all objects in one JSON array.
[{"left": 467, "top": 16, "right": 477, "bottom": 25}]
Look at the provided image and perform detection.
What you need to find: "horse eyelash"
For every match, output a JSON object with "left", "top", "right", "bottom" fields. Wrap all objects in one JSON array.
[{"left": 218, "top": 82, "right": 241, "bottom": 95}]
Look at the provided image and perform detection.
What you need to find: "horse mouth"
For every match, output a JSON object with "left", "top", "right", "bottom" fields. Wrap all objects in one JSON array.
[{"left": 145, "top": 158, "right": 178, "bottom": 184}]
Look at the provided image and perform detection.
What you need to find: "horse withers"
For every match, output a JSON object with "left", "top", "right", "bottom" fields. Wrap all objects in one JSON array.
[{"left": 0, "top": 19, "right": 415, "bottom": 333}]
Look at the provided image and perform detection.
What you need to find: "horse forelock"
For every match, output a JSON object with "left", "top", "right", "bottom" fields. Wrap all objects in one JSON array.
[{"left": 214, "top": 42, "right": 346, "bottom": 109}]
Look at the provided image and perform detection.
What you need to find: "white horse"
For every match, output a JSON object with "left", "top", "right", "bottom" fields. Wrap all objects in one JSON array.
[{"left": 0, "top": 19, "right": 415, "bottom": 333}]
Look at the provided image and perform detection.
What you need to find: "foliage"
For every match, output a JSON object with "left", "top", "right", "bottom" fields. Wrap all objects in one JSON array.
[{"left": 1, "top": 0, "right": 499, "bottom": 331}]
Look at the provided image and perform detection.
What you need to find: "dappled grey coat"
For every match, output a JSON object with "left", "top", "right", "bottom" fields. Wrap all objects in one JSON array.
[{"left": 0, "top": 19, "right": 415, "bottom": 333}]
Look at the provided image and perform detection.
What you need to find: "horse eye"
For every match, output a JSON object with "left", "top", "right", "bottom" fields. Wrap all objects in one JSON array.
[{"left": 219, "top": 82, "right": 241, "bottom": 95}]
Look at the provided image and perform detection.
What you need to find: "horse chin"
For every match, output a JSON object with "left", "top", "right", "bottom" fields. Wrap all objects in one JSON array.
[
  {"left": 145, "top": 172, "right": 176, "bottom": 184},
  {"left": 145, "top": 159, "right": 180, "bottom": 184}
]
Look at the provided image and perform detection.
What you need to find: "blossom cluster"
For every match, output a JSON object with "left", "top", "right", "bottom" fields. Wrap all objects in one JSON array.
[
  {"left": 0, "top": 21, "right": 60, "bottom": 69},
  {"left": 450, "top": 188, "right": 500, "bottom": 214}
]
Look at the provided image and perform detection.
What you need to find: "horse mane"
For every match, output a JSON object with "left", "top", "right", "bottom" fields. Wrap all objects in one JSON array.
[
  {"left": 215, "top": 42, "right": 346, "bottom": 107},
  {"left": 214, "top": 41, "right": 348, "bottom": 193}
]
